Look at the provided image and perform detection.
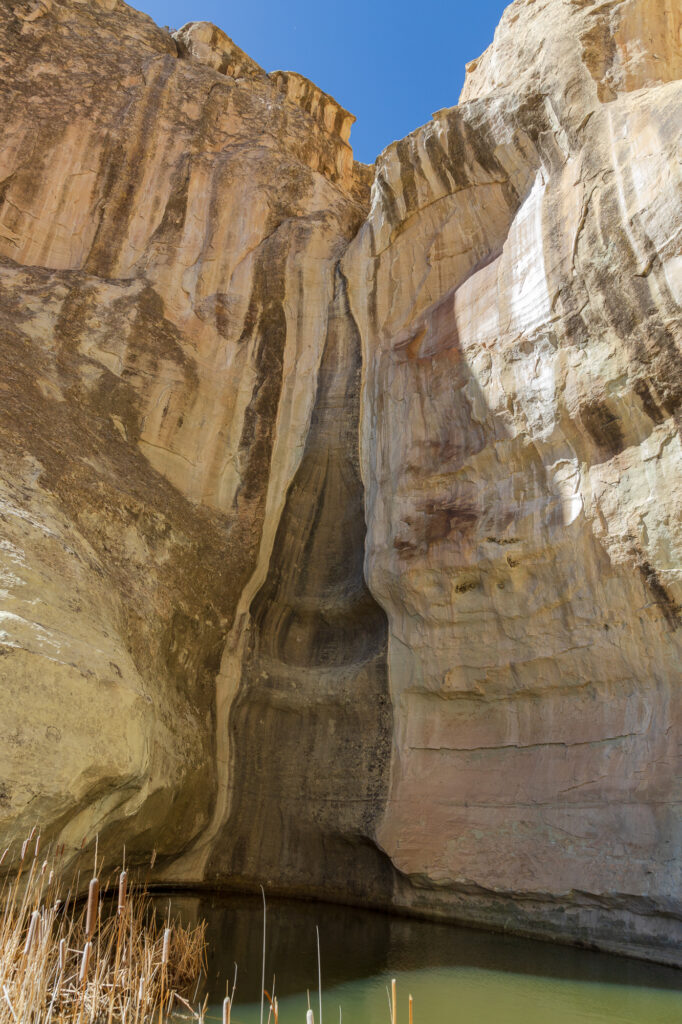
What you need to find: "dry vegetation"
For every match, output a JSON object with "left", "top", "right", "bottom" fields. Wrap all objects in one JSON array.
[{"left": 0, "top": 831, "right": 208, "bottom": 1023}]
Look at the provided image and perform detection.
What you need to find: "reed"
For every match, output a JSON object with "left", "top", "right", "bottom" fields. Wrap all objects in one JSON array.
[{"left": 0, "top": 833, "right": 207, "bottom": 1023}]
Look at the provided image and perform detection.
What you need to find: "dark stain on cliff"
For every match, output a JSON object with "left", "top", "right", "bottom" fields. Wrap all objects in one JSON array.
[
  {"left": 395, "top": 138, "right": 420, "bottom": 217},
  {"left": 235, "top": 234, "right": 288, "bottom": 507},
  {"left": 423, "top": 129, "right": 455, "bottom": 194},
  {"left": 207, "top": 267, "right": 394, "bottom": 902},
  {"left": 633, "top": 379, "right": 666, "bottom": 426},
  {"left": 394, "top": 499, "right": 479, "bottom": 558},
  {"left": 637, "top": 558, "right": 680, "bottom": 631},
  {"left": 376, "top": 172, "right": 400, "bottom": 234},
  {"left": 580, "top": 398, "right": 625, "bottom": 458},
  {"left": 85, "top": 55, "right": 177, "bottom": 277},
  {"left": 152, "top": 156, "right": 191, "bottom": 239}
]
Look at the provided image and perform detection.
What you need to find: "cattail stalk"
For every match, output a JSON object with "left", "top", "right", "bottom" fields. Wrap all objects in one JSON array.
[
  {"left": 260, "top": 886, "right": 267, "bottom": 1024},
  {"left": 1, "top": 845, "right": 205, "bottom": 1023},
  {"left": 118, "top": 870, "right": 128, "bottom": 915},
  {"left": 86, "top": 876, "right": 99, "bottom": 939},
  {"left": 391, "top": 978, "right": 397, "bottom": 1024},
  {"left": 316, "top": 926, "right": 323, "bottom": 1024},
  {"left": 223, "top": 995, "right": 231, "bottom": 1024},
  {"left": 108, "top": 871, "right": 128, "bottom": 1024},
  {"left": 79, "top": 941, "right": 92, "bottom": 983},
  {"left": 159, "top": 927, "right": 171, "bottom": 1024},
  {"left": 409, "top": 993, "right": 414, "bottom": 1024},
  {"left": 3, "top": 984, "right": 17, "bottom": 1023},
  {"left": 23, "top": 910, "right": 40, "bottom": 956}
]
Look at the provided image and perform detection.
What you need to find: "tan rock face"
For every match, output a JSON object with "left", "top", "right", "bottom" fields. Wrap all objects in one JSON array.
[
  {"left": 343, "top": 0, "right": 682, "bottom": 962},
  {"left": 0, "top": 0, "right": 680, "bottom": 964},
  {"left": 0, "top": 0, "right": 373, "bottom": 874}
]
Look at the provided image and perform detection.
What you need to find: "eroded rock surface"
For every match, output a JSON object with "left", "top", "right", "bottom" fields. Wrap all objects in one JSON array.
[
  {"left": 0, "top": 0, "right": 372, "bottom": 872},
  {"left": 343, "top": 0, "right": 682, "bottom": 963},
  {"left": 0, "top": 0, "right": 680, "bottom": 964}
]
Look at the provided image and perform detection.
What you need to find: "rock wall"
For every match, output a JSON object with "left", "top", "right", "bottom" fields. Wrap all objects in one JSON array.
[
  {"left": 343, "top": 0, "right": 682, "bottom": 962},
  {"left": 0, "top": 0, "right": 371, "bottom": 872},
  {"left": 0, "top": 0, "right": 680, "bottom": 965}
]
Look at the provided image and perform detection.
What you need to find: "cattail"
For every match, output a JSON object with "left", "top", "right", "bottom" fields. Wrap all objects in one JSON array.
[
  {"left": 150, "top": 848, "right": 157, "bottom": 869},
  {"left": 21, "top": 839, "right": 28, "bottom": 860},
  {"left": 85, "top": 876, "right": 99, "bottom": 939},
  {"left": 41, "top": 859, "right": 47, "bottom": 876},
  {"left": 0, "top": 846, "right": 8, "bottom": 866},
  {"left": 223, "top": 996, "right": 231, "bottom": 1024},
  {"left": 79, "top": 942, "right": 92, "bottom": 984},
  {"left": 391, "top": 978, "right": 397, "bottom": 1024},
  {"left": 59, "top": 937, "right": 66, "bottom": 973},
  {"left": 117, "top": 870, "right": 128, "bottom": 915},
  {"left": 138, "top": 976, "right": 145, "bottom": 1004},
  {"left": 24, "top": 910, "right": 40, "bottom": 956},
  {"left": 409, "top": 994, "right": 413, "bottom": 1024},
  {"left": 162, "top": 927, "right": 171, "bottom": 965},
  {"left": 34, "top": 834, "right": 41, "bottom": 858},
  {"left": 48, "top": 869, "right": 55, "bottom": 887},
  {"left": 307, "top": 1011, "right": 314, "bottom": 1024}
]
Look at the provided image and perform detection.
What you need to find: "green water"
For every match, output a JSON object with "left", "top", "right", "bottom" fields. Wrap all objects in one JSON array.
[{"left": 166, "top": 894, "right": 682, "bottom": 1024}]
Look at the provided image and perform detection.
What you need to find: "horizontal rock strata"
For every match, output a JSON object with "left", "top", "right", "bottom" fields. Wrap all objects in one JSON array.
[{"left": 0, "top": 0, "right": 680, "bottom": 965}]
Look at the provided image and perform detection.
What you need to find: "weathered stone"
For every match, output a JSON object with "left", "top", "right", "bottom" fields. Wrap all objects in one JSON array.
[
  {"left": 343, "top": 0, "right": 682, "bottom": 964},
  {"left": 0, "top": 0, "right": 371, "bottom": 875},
  {"left": 0, "top": 0, "right": 680, "bottom": 966},
  {"left": 173, "top": 22, "right": 264, "bottom": 80}
]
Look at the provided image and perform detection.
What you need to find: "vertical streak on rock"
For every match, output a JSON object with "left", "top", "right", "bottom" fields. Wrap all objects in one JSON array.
[
  {"left": 84, "top": 56, "right": 177, "bottom": 278},
  {"left": 205, "top": 267, "right": 394, "bottom": 899}
]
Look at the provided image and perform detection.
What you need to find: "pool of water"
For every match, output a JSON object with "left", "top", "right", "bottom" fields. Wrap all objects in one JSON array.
[{"left": 165, "top": 893, "right": 682, "bottom": 1024}]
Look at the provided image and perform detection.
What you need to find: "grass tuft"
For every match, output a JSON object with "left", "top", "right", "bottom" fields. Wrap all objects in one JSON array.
[{"left": 0, "top": 834, "right": 207, "bottom": 1023}]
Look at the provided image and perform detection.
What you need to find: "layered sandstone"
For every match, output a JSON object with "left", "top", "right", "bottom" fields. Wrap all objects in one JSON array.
[
  {"left": 0, "top": 0, "right": 680, "bottom": 965},
  {"left": 342, "top": 0, "right": 682, "bottom": 962},
  {"left": 0, "top": 0, "right": 374, "bottom": 872}
]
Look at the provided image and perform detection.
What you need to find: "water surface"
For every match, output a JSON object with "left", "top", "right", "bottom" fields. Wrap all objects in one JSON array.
[{"left": 166, "top": 893, "right": 682, "bottom": 1024}]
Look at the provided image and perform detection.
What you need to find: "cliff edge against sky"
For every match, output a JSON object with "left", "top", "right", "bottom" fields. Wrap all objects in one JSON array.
[{"left": 0, "top": 0, "right": 680, "bottom": 964}]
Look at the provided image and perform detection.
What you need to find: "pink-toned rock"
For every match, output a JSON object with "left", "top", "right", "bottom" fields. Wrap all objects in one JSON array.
[{"left": 0, "top": 0, "right": 680, "bottom": 966}]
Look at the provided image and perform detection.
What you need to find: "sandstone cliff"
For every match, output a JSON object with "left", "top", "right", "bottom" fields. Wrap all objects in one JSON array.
[{"left": 0, "top": 0, "right": 680, "bottom": 965}]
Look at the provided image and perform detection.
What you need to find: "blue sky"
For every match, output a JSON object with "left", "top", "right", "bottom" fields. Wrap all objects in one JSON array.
[{"left": 131, "top": 0, "right": 509, "bottom": 164}]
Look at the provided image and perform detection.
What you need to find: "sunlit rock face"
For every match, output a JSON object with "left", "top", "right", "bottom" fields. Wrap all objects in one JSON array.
[
  {"left": 0, "top": 0, "right": 680, "bottom": 965},
  {"left": 343, "top": 0, "right": 682, "bottom": 963},
  {"left": 0, "top": 0, "right": 376, "bottom": 877}
]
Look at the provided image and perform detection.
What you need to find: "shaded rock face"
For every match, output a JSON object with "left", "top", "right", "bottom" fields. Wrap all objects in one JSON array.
[{"left": 0, "top": 0, "right": 680, "bottom": 965}]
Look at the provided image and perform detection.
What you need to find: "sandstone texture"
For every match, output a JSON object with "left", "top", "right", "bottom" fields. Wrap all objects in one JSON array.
[{"left": 0, "top": 0, "right": 680, "bottom": 965}]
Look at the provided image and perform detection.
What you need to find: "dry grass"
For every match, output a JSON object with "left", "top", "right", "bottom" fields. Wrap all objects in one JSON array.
[{"left": 0, "top": 831, "right": 208, "bottom": 1023}]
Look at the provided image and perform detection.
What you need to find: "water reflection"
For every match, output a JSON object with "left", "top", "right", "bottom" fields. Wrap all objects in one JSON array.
[{"left": 160, "top": 891, "right": 682, "bottom": 1010}]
